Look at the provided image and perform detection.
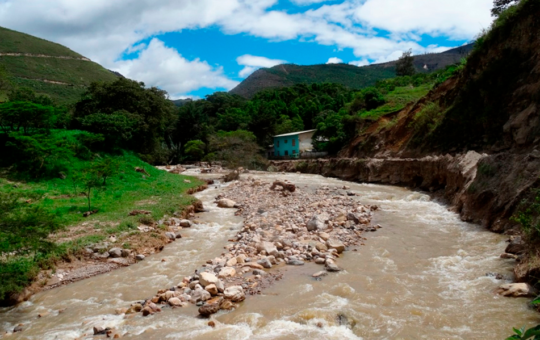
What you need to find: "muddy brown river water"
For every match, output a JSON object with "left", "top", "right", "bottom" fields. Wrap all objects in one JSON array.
[{"left": 1, "top": 172, "right": 539, "bottom": 339}]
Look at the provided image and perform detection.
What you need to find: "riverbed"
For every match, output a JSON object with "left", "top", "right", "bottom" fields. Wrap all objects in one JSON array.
[{"left": 1, "top": 172, "right": 538, "bottom": 339}]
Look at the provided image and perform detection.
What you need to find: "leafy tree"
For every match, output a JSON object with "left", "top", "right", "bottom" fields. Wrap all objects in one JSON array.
[
  {"left": 92, "top": 157, "right": 120, "bottom": 185},
  {"left": 0, "top": 65, "right": 11, "bottom": 96},
  {"left": 396, "top": 50, "right": 416, "bottom": 77},
  {"left": 80, "top": 110, "right": 139, "bottom": 148},
  {"left": 492, "top": 0, "right": 520, "bottom": 16},
  {"left": 0, "top": 101, "right": 58, "bottom": 135},
  {"left": 74, "top": 158, "right": 117, "bottom": 212},
  {"left": 184, "top": 140, "right": 206, "bottom": 161},
  {"left": 8, "top": 87, "right": 54, "bottom": 106},
  {"left": 349, "top": 87, "right": 386, "bottom": 113},
  {"left": 74, "top": 78, "right": 175, "bottom": 160}
]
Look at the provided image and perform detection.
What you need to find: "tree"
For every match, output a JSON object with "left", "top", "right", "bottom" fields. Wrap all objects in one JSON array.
[
  {"left": 0, "top": 101, "right": 58, "bottom": 135},
  {"left": 0, "top": 65, "right": 11, "bottom": 96},
  {"left": 184, "top": 140, "right": 206, "bottom": 161},
  {"left": 204, "top": 130, "right": 266, "bottom": 169},
  {"left": 74, "top": 78, "right": 175, "bottom": 160},
  {"left": 80, "top": 110, "right": 139, "bottom": 148},
  {"left": 492, "top": 0, "right": 520, "bottom": 16},
  {"left": 396, "top": 50, "right": 416, "bottom": 77},
  {"left": 74, "top": 158, "right": 118, "bottom": 212}
]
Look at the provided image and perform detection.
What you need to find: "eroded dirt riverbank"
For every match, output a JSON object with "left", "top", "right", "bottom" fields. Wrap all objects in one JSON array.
[{"left": 1, "top": 171, "right": 539, "bottom": 339}]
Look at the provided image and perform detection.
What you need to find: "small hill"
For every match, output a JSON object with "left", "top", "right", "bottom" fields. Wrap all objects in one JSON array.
[
  {"left": 229, "top": 44, "right": 473, "bottom": 98},
  {"left": 0, "top": 26, "right": 119, "bottom": 104}
]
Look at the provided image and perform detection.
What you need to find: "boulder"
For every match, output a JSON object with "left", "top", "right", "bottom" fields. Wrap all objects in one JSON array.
[
  {"left": 326, "top": 238, "right": 345, "bottom": 253},
  {"left": 121, "top": 249, "right": 130, "bottom": 257},
  {"left": 313, "top": 271, "right": 328, "bottom": 278},
  {"left": 226, "top": 257, "right": 237, "bottom": 267},
  {"left": 136, "top": 254, "right": 145, "bottom": 261},
  {"left": 199, "top": 297, "right": 223, "bottom": 317},
  {"left": 179, "top": 220, "right": 193, "bottom": 228},
  {"left": 220, "top": 299, "right": 235, "bottom": 310},
  {"left": 217, "top": 199, "right": 236, "bottom": 208},
  {"left": 109, "top": 248, "right": 122, "bottom": 258},
  {"left": 218, "top": 267, "right": 236, "bottom": 278},
  {"left": 497, "top": 283, "right": 538, "bottom": 297},
  {"left": 224, "top": 286, "right": 245, "bottom": 302},
  {"left": 165, "top": 232, "right": 176, "bottom": 241},
  {"left": 257, "top": 258, "right": 272, "bottom": 269},
  {"left": 315, "top": 242, "right": 327, "bottom": 252},
  {"left": 505, "top": 237, "right": 525, "bottom": 254},
  {"left": 191, "top": 288, "right": 212, "bottom": 303},
  {"left": 307, "top": 214, "right": 327, "bottom": 231},
  {"left": 318, "top": 232, "right": 330, "bottom": 241},
  {"left": 257, "top": 241, "right": 277, "bottom": 255},
  {"left": 199, "top": 272, "right": 219, "bottom": 287},
  {"left": 347, "top": 212, "right": 360, "bottom": 224},
  {"left": 325, "top": 259, "right": 341, "bottom": 272},
  {"left": 205, "top": 284, "right": 219, "bottom": 295},
  {"left": 168, "top": 297, "right": 185, "bottom": 307}
]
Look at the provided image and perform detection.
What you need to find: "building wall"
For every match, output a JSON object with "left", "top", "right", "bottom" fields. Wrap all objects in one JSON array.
[{"left": 274, "top": 135, "right": 299, "bottom": 157}]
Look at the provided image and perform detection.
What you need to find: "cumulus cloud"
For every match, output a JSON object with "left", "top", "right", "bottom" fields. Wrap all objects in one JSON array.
[
  {"left": 114, "top": 39, "right": 238, "bottom": 98},
  {"left": 349, "top": 59, "right": 369, "bottom": 67},
  {"left": 326, "top": 57, "right": 343, "bottom": 64},
  {"left": 290, "top": 0, "right": 337, "bottom": 5},
  {"left": 237, "top": 54, "right": 287, "bottom": 77}
]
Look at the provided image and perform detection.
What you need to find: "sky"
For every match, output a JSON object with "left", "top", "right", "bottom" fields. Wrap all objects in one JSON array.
[{"left": 0, "top": 0, "right": 494, "bottom": 99}]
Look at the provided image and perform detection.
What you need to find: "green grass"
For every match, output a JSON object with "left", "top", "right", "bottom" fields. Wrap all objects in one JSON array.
[
  {"left": 8, "top": 77, "right": 86, "bottom": 104},
  {"left": 1, "top": 152, "right": 203, "bottom": 228},
  {"left": 1, "top": 56, "right": 118, "bottom": 86},
  {"left": 0, "top": 26, "right": 82, "bottom": 57},
  {"left": 359, "top": 84, "right": 431, "bottom": 120}
]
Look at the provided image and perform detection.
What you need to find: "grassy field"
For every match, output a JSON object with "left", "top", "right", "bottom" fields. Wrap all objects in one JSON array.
[
  {"left": 0, "top": 150, "right": 203, "bottom": 297},
  {"left": 359, "top": 84, "right": 432, "bottom": 120},
  {"left": 0, "top": 26, "right": 82, "bottom": 57}
]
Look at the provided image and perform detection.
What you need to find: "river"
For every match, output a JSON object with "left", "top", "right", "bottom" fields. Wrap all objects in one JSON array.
[{"left": 1, "top": 171, "right": 538, "bottom": 339}]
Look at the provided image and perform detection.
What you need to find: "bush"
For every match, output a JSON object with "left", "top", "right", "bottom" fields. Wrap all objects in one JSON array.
[
  {"left": 184, "top": 140, "right": 206, "bottom": 161},
  {"left": 204, "top": 130, "right": 267, "bottom": 169}
]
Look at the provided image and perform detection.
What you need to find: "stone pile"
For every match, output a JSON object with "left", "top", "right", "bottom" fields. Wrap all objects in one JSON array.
[{"left": 132, "top": 176, "right": 380, "bottom": 319}]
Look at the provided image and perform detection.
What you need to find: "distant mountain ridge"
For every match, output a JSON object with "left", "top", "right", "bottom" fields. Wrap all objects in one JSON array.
[
  {"left": 230, "top": 44, "right": 474, "bottom": 98},
  {"left": 0, "top": 26, "right": 119, "bottom": 104}
]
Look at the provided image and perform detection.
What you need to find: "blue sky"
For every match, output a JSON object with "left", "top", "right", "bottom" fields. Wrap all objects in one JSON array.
[{"left": 0, "top": 0, "right": 493, "bottom": 98}]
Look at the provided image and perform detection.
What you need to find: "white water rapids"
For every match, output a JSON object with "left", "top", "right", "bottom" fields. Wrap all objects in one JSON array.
[{"left": 1, "top": 171, "right": 539, "bottom": 339}]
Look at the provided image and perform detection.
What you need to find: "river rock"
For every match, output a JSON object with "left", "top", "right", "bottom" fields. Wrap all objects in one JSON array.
[
  {"left": 257, "top": 258, "right": 272, "bottom": 269},
  {"left": 287, "top": 258, "right": 305, "bottom": 266},
  {"left": 224, "top": 286, "right": 245, "bottom": 302},
  {"left": 136, "top": 254, "right": 145, "bottom": 261},
  {"left": 236, "top": 254, "right": 246, "bottom": 264},
  {"left": 325, "top": 259, "right": 341, "bottom": 272},
  {"left": 191, "top": 288, "right": 212, "bottom": 303},
  {"left": 347, "top": 212, "right": 360, "bottom": 224},
  {"left": 307, "top": 214, "right": 327, "bottom": 231},
  {"left": 93, "top": 326, "right": 109, "bottom": 335},
  {"left": 505, "top": 236, "right": 525, "bottom": 254},
  {"left": 215, "top": 279, "right": 225, "bottom": 293},
  {"left": 497, "top": 283, "right": 538, "bottom": 297},
  {"left": 217, "top": 199, "right": 236, "bottom": 208},
  {"left": 165, "top": 232, "right": 176, "bottom": 241},
  {"left": 243, "top": 263, "right": 264, "bottom": 270},
  {"left": 109, "top": 248, "right": 122, "bottom": 258},
  {"left": 218, "top": 267, "right": 236, "bottom": 278},
  {"left": 199, "top": 297, "right": 223, "bottom": 317},
  {"left": 13, "top": 325, "right": 23, "bottom": 333},
  {"left": 318, "top": 232, "right": 330, "bottom": 241},
  {"left": 257, "top": 241, "right": 277, "bottom": 255},
  {"left": 226, "top": 257, "right": 237, "bottom": 267},
  {"left": 220, "top": 299, "right": 235, "bottom": 310},
  {"left": 315, "top": 258, "right": 326, "bottom": 265},
  {"left": 179, "top": 220, "right": 193, "bottom": 228},
  {"left": 199, "top": 272, "right": 219, "bottom": 287},
  {"left": 315, "top": 242, "right": 327, "bottom": 252},
  {"left": 168, "top": 297, "right": 185, "bottom": 307},
  {"left": 205, "top": 284, "right": 219, "bottom": 295},
  {"left": 326, "top": 239, "right": 345, "bottom": 253},
  {"left": 313, "top": 271, "right": 328, "bottom": 278}
]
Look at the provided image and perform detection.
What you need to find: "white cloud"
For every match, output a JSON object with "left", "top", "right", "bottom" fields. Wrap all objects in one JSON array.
[
  {"left": 237, "top": 54, "right": 287, "bottom": 77},
  {"left": 349, "top": 59, "right": 369, "bottom": 67},
  {"left": 114, "top": 39, "right": 238, "bottom": 97},
  {"left": 326, "top": 57, "right": 343, "bottom": 64},
  {"left": 290, "top": 0, "right": 337, "bottom": 5}
]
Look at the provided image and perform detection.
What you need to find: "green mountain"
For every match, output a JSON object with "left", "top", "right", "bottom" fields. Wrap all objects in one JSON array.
[
  {"left": 229, "top": 44, "right": 473, "bottom": 98},
  {"left": 0, "top": 26, "right": 119, "bottom": 104}
]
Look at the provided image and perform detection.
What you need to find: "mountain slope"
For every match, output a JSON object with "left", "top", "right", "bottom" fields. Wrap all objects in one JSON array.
[
  {"left": 230, "top": 44, "right": 473, "bottom": 99},
  {"left": 0, "top": 26, "right": 119, "bottom": 104}
]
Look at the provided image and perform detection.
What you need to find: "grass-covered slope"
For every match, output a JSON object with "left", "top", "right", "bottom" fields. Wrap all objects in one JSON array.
[{"left": 0, "top": 26, "right": 119, "bottom": 104}]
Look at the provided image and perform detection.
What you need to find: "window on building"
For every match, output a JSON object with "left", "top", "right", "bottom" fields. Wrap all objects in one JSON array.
[
  {"left": 285, "top": 139, "right": 288, "bottom": 144},
  {"left": 277, "top": 141, "right": 280, "bottom": 147},
  {"left": 285, "top": 151, "right": 289, "bottom": 156},
  {"left": 292, "top": 150, "right": 296, "bottom": 154},
  {"left": 292, "top": 139, "right": 296, "bottom": 146}
]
